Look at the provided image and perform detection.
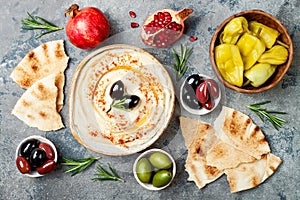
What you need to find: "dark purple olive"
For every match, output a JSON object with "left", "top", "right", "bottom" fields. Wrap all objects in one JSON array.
[
  {"left": 196, "top": 81, "right": 209, "bottom": 104},
  {"left": 30, "top": 148, "right": 47, "bottom": 168},
  {"left": 37, "top": 160, "right": 56, "bottom": 175},
  {"left": 16, "top": 156, "right": 31, "bottom": 174},
  {"left": 20, "top": 139, "right": 40, "bottom": 159},
  {"left": 110, "top": 80, "right": 125, "bottom": 100},
  {"left": 186, "top": 74, "right": 204, "bottom": 91},
  {"left": 123, "top": 95, "right": 140, "bottom": 109},
  {"left": 181, "top": 84, "right": 202, "bottom": 109},
  {"left": 206, "top": 79, "right": 220, "bottom": 99},
  {"left": 203, "top": 97, "right": 214, "bottom": 110}
]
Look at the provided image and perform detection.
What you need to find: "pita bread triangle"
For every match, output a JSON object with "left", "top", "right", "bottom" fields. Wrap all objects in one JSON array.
[
  {"left": 225, "top": 153, "right": 282, "bottom": 193},
  {"left": 180, "top": 116, "right": 224, "bottom": 189},
  {"left": 12, "top": 74, "right": 64, "bottom": 131},
  {"left": 10, "top": 40, "right": 69, "bottom": 89},
  {"left": 214, "top": 106, "right": 270, "bottom": 159},
  {"left": 10, "top": 40, "right": 69, "bottom": 111},
  {"left": 206, "top": 140, "right": 257, "bottom": 170}
]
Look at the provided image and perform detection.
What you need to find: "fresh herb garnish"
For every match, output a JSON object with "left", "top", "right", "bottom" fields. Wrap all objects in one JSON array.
[
  {"left": 171, "top": 44, "right": 193, "bottom": 80},
  {"left": 106, "top": 98, "right": 130, "bottom": 113},
  {"left": 21, "top": 12, "right": 63, "bottom": 39},
  {"left": 61, "top": 157, "right": 100, "bottom": 176},
  {"left": 92, "top": 163, "right": 124, "bottom": 182},
  {"left": 246, "top": 101, "right": 287, "bottom": 130}
]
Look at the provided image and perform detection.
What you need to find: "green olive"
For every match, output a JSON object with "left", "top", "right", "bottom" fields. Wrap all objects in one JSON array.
[
  {"left": 152, "top": 170, "right": 173, "bottom": 187},
  {"left": 136, "top": 157, "right": 152, "bottom": 183},
  {"left": 149, "top": 152, "right": 172, "bottom": 169}
]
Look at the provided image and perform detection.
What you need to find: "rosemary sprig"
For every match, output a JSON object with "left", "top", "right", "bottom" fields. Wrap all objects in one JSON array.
[
  {"left": 171, "top": 44, "right": 193, "bottom": 80},
  {"left": 246, "top": 101, "right": 287, "bottom": 130},
  {"left": 92, "top": 164, "right": 124, "bottom": 182},
  {"left": 61, "top": 157, "right": 100, "bottom": 176},
  {"left": 21, "top": 12, "right": 63, "bottom": 39},
  {"left": 106, "top": 98, "right": 130, "bottom": 113}
]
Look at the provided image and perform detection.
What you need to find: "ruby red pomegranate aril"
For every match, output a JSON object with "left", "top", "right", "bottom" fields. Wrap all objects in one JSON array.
[
  {"left": 131, "top": 22, "right": 139, "bottom": 28},
  {"left": 141, "top": 8, "right": 193, "bottom": 48},
  {"left": 129, "top": 11, "right": 137, "bottom": 18}
]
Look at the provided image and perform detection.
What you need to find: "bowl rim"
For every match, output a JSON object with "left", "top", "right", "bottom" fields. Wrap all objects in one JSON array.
[
  {"left": 209, "top": 9, "right": 294, "bottom": 93},
  {"left": 15, "top": 135, "right": 58, "bottom": 178},
  {"left": 133, "top": 148, "right": 176, "bottom": 190}
]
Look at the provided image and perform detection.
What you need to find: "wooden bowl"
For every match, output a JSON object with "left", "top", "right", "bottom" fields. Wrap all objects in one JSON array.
[{"left": 209, "top": 10, "right": 293, "bottom": 93}]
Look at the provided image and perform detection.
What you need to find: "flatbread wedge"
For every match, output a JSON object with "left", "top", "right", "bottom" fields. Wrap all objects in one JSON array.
[
  {"left": 10, "top": 40, "right": 69, "bottom": 111},
  {"left": 12, "top": 74, "right": 64, "bottom": 131},
  {"left": 225, "top": 153, "right": 282, "bottom": 193},
  {"left": 10, "top": 40, "right": 69, "bottom": 89},
  {"left": 180, "top": 117, "right": 223, "bottom": 189},
  {"left": 214, "top": 106, "right": 270, "bottom": 159},
  {"left": 206, "top": 140, "right": 257, "bottom": 170}
]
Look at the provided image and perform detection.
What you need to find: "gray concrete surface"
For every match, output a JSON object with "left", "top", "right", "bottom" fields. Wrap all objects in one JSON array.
[{"left": 1, "top": 0, "right": 299, "bottom": 199}]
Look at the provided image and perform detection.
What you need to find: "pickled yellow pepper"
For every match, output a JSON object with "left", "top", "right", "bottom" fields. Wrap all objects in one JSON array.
[
  {"left": 221, "top": 16, "right": 248, "bottom": 44},
  {"left": 237, "top": 32, "right": 266, "bottom": 70},
  {"left": 215, "top": 44, "right": 244, "bottom": 87},
  {"left": 258, "top": 45, "right": 288, "bottom": 65},
  {"left": 249, "top": 21, "right": 280, "bottom": 49},
  {"left": 244, "top": 63, "right": 276, "bottom": 87}
]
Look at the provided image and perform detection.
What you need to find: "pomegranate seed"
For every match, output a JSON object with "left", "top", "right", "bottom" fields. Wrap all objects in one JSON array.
[
  {"left": 129, "top": 11, "right": 136, "bottom": 18},
  {"left": 189, "top": 36, "right": 198, "bottom": 42},
  {"left": 131, "top": 22, "right": 139, "bottom": 28}
]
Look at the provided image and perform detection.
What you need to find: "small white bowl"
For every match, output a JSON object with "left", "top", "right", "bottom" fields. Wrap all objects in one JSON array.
[
  {"left": 180, "top": 74, "right": 221, "bottom": 115},
  {"left": 133, "top": 148, "right": 176, "bottom": 190},
  {"left": 15, "top": 135, "right": 58, "bottom": 178}
]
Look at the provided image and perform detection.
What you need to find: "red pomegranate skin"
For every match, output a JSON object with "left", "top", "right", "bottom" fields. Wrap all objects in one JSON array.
[{"left": 66, "top": 7, "right": 110, "bottom": 49}]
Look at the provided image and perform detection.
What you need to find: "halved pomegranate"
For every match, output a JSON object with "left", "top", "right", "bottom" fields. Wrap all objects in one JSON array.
[{"left": 141, "top": 8, "right": 193, "bottom": 48}]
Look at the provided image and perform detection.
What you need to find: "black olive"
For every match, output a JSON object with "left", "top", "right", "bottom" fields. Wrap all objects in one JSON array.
[
  {"left": 20, "top": 139, "right": 40, "bottom": 159},
  {"left": 181, "top": 82, "right": 202, "bottom": 109},
  {"left": 110, "top": 80, "right": 125, "bottom": 100},
  {"left": 30, "top": 148, "right": 47, "bottom": 168},
  {"left": 123, "top": 95, "right": 140, "bottom": 109},
  {"left": 186, "top": 74, "right": 204, "bottom": 91}
]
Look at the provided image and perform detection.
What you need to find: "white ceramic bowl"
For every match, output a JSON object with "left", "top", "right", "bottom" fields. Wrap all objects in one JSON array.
[
  {"left": 180, "top": 74, "right": 221, "bottom": 115},
  {"left": 15, "top": 135, "right": 58, "bottom": 177},
  {"left": 133, "top": 148, "right": 176, "bottom": 190},
  {"left": 68, "top": 44, "right": 175, "bottom": 156}
]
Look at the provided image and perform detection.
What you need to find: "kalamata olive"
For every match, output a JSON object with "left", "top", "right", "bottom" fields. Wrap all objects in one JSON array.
[
  {"left": 39, "top": 142, "right": 55, "bottom": 160},
  {"left": 181, "top": 84, "right": 202, "bottom": 109},
  {"left": 152, "top": 170, "right": 173, "bottom": 187},
  {"left": 206, "top": 79, "right": 220, "bottom": 99},
  {"left": 123, "top": 95, "right": 140, "bottom": 109},
  {"left": 30, "top": 148, "right": 47, "bottom": 168},
  {"left": 149, "top": 152, "right": 172, "bottom": 170},
  {"left": 196, "top": 81, "right": 209, "bottom": 104},
  {"left": 136, "top": 158, "right": 153, "bottom": 183},
  {"left": 186, "top": 74, "right": 204, "bottom": 91},
  {"left": 203, "top": 98, "right": 214, "bottom": 110},
  {"left": 110, "top": 80, "right": 125, "bottom": 100},
  {"left": 16, "top": 156, "right": 31, "bottom": 174},
  {"left": 36, "top": 160, "right": 56, "bottom": 175},
  {"left": 20, "top": 139, "right": 40, "bottom": 159}
]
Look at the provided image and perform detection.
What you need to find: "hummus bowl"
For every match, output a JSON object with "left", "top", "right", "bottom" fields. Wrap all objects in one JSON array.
[{"left": 69, "top": 44, "right": 175, "bottom": 155}]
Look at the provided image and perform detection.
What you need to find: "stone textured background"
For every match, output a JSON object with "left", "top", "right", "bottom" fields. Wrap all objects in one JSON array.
[{"left": 0, "top": 0, "right": 299, "bottom": 199}]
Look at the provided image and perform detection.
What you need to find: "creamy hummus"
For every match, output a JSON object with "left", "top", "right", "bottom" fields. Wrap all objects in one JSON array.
[{"left": 69, "top": 44, "right": 175, "bottom": 155}]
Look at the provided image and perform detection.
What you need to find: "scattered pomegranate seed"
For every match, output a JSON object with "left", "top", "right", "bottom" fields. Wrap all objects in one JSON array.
[
  {"left": 189, "top": 36, "right": 198, "bottom": 42},
  {"left": 129, "top": 11, "right": 136, "bottom": 18},
  {"left": 131, "top": 22, "right": 139, "bottom": 28}
]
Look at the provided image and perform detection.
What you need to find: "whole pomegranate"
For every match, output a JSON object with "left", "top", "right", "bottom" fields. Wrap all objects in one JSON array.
[
  {"left": 64, "top": 4, "right": 110, "bottom": 49},
  {"left": 141, "top": 8, "right": 193, "bottom": 48}
]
